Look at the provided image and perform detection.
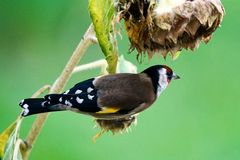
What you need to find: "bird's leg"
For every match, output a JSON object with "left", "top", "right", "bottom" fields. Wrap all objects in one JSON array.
[{"left": 92, "top": 130, "right": 105, "bottom": 143}]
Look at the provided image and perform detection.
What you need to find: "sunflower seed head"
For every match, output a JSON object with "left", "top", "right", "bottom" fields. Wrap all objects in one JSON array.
[{"left": 116, "top": 0, "right": 225, "bottom": 61}]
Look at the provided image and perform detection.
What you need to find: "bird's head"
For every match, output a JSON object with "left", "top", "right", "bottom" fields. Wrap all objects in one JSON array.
[
  {"left": 159, "top": 65, "right": 180, "bottom": 82},
  {"left": 143, "top": 65, "right": 180, "bottom": 96}
]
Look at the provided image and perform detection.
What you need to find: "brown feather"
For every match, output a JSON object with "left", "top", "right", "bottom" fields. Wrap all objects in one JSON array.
[{"left": 94, "top": 73, "right": 156, "bottom": 111}]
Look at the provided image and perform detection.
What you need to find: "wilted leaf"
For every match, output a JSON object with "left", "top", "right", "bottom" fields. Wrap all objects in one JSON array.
[
  {"left": 0, "top": 122, "right": 17, "bottom": 160},
  {"left": 12, "top": 139, "right": 23, "bottom": 160},
  {"left": 89, "top": 0, "right": 118, "bottom": 73},
  {"left": 0, "top": 119, "right": 22, "bottom": 160},
  {"left": 15, "top": 150, "right": 23, "bottom": 160}
]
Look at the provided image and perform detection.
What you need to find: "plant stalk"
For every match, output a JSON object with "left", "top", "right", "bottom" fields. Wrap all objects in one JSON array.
[{"left": 21, "top": 24, "right": 96, "bottom": 160}]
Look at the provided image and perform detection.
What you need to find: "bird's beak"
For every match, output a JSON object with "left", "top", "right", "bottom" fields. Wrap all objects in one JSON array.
[{"left": 172, "top": 73, "right": 180, "bottom": 80}]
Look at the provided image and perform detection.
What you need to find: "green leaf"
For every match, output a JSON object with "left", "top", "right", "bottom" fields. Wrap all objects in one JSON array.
[
  {"left": 89, "top": 0, "right": 118, "bottom": 73},
  {"left": 0, "top": 118, "right": 22, "bottom": 160}
]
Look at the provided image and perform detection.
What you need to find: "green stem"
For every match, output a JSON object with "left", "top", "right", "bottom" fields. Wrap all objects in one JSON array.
[{"left": 106, "top": 54, "right": 118, "bottom": 74}]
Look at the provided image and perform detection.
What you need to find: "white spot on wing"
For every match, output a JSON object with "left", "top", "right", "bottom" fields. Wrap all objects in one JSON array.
[
  {"left": 20, "top": 99, "right": 24, "bottom": 105},
  {"left": 41, "top": 101, "right": 47, "bottom": 107},
  {"left": 76, "top": 97, "right": 84, "bottom": 104},
  {"left": 23, "top": 104, "right": 29, "bottom": 108},
  {"left": 87, "top": 87, "right": 94, "bottom": 93},
  {"left": 59, "top": 97, "right": 62, "bottom": 102},
  {"left": 22, "top": 104, "right": 29, "bottom": 116},
  {"left": 64, "top": 90, "right": 70, "bottom": 94},
  {"left": 65, "top": 100, "right": 72, "bottom": 107},
  {"left": 75, "top": 89, "right": 82, "bottom": 94},
  {"left": 88, "top": 94, "right": 94, "bottom": 100}
]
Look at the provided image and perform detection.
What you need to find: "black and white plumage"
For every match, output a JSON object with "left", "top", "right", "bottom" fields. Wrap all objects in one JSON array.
[{"left": 19, "top": 65, "right": 180, "bottom": 121}]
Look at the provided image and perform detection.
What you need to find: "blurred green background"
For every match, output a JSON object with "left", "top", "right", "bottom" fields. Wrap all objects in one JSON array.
[{"left": 0, "top": 0, "right": 239, "bottom": 159}]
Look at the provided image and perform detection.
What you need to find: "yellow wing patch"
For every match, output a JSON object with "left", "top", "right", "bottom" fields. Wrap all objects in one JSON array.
[{"left": 96, "top": 107, "right": 119, "bottom": 114}]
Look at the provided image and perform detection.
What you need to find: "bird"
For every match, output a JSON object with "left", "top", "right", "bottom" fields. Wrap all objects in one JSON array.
[{"left": 19, "top": 65, "right": 180, "bottom": 120}]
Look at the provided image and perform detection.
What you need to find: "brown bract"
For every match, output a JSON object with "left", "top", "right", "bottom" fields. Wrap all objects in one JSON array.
[
  {"left": 96, "top": 115, "right": 137, "bottom": 134},
  {"left": 117, "top": 0, "right": 225, "bottom": 60}
]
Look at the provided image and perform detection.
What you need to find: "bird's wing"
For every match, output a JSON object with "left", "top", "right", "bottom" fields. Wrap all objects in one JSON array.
[
  {"left": 46, "top": 73, "right": 156, "bottom": 116},
  {"left": 94, "top": 73, "right": 156, "bottom": 112},
  {"left": 62, "top": 78, "right": 96, "bottom": 95},
  {"left": 45, "top": 78, "right": 100, "bottom": 112},
  {"left": 46, "top": 78, "right": 120, "bottom": 114}
]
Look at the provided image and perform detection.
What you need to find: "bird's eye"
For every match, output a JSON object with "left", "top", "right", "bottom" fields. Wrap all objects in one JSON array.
[
  {"left": 166, "top": 73, "right": 172, "bottom": 79},
  {"left": 167, "top": 76, "right": 172, "bottom": 80}
]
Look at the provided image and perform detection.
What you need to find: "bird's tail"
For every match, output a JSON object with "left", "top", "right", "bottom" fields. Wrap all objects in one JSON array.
[{"left": 19, "top": 97, "right": 64, "bottom": 117}]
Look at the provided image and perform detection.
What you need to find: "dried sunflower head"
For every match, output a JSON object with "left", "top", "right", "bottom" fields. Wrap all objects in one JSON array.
[{"left": 116, "top": 0, "right": 225, "bottom": 60}]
